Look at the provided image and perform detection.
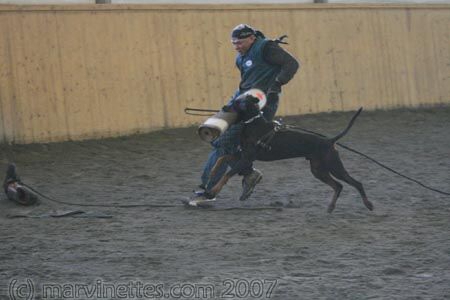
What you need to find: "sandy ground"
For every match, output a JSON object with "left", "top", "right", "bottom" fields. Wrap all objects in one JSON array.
[{"left": 0, "top": 106, "right": 449, "bottom": 300}]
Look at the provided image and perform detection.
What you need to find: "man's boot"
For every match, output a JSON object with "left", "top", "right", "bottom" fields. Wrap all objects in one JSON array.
[{"left": 240, "top": 168, "right": 263, "bottom": 201}]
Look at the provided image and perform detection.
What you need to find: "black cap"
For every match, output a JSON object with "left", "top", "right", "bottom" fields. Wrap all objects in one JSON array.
[{"left": 231, "top": 24, "right": 256, "bottom": 39}]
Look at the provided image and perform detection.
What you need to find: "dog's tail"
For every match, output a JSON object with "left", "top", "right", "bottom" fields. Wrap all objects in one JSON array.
[{"left": 330, "top": 107, "right": 363, "bottom": 143}]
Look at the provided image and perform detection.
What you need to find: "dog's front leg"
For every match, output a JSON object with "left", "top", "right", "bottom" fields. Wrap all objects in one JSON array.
[
  {"left": 209, "top": 174, "right": 230, "bottom": 196},
  {"left": 209, "top": 155, "right": 235, "bottom": 180},
  {"left": 209, "top": 153, "right": 254, "bottom": 197}
]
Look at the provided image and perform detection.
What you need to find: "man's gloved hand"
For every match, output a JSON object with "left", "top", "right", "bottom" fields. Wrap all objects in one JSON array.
[{"left": 268, "top": 80, "right": 282, "bottom": 95}]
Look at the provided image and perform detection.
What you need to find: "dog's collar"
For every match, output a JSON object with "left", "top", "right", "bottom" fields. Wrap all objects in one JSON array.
[{"left": 244, "top": 112, "right": 263, "bottom": 124}]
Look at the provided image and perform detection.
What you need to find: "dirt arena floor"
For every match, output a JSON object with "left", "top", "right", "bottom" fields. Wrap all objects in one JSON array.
[{"left": 1, "top": 106, "right": 449, "bottom": 300}]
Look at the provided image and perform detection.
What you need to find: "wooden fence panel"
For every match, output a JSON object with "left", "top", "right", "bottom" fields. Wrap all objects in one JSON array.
[{"left": 0, "top": 4, "right": 449, "bottom": 144}]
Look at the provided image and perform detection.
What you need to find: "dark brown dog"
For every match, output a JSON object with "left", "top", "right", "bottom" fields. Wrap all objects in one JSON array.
[{"left": 210, "top": 97, "right": 373, "bottom": 213}]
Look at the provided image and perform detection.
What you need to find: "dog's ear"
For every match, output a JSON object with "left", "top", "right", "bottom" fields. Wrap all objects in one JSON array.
[
  {"left": 246, "top": 95, "right": 260, "bottom": 104},
  {"left": 244, "top": 95, "right": 260, "bottom": 110}
]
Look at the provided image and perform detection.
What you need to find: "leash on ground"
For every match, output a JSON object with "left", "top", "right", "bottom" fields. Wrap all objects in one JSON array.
[
  {"left": 285, "top": 125, "right": 450, "bottom": 196},
  {"left": 185, "top": 107, "right": 450, "bottom": 196},
  {"left": 20, "top": 184, "right": 283, "bottom": 211},
  {"left": 21, "top": 183, "right": 178, "bottom": 208}
]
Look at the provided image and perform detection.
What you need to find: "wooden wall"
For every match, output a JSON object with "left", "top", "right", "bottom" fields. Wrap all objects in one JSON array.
[{"left": 0, "top": 4, "right": 449, "bottom": 144}]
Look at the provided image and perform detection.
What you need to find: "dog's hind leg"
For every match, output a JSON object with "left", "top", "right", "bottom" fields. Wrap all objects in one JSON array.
[
  {"left": 310, "top": 159, "right": 343, "bottom": 213},
  {"left": 328, "top": 154, "right": 374, "bottom": 211}
]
